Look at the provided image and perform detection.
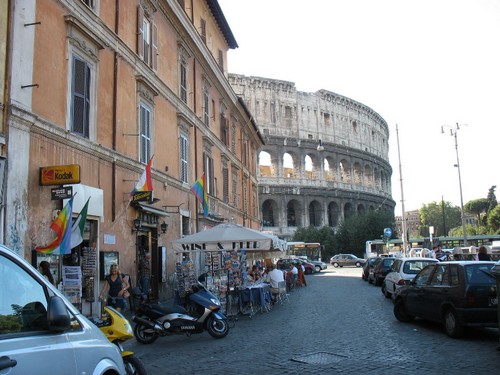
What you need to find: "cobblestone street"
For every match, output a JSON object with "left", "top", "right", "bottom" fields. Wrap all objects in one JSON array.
[{"left": 126, "top": 266, "right": 499, "bottom": 374}]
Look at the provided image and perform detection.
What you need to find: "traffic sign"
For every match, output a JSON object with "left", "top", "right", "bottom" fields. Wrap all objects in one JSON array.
[{"left": 384, "top": 228, "right": 392, "bottom": 237}]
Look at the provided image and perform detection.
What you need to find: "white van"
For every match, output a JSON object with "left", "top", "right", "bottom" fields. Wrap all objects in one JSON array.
[{"left": 0, "top": 245, "right": 125, "bottom": 375}]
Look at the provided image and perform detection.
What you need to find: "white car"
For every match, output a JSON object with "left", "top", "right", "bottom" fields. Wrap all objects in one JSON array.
[{"left": 382, "top": 257, "right": 439, "bottom": 298}]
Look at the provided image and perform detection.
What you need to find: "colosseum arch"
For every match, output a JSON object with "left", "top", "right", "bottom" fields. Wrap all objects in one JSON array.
[
  {"left": 283, "top": 152, "right": 299, "bottom": 179},
  {"left": 357, "top": 204, "right": 366, "bottom": 215},
  {"left": 339, "top": 159, "right": 350, "bottom": 183},
  {"left": 364, "top": 164, "right": 373, "bottom": 187},
  {"left": 353, "top": 162, "right": 362, "bottom": 184},
  {"left": 258, "top": 150, "right": 273, "bottom": 177},
  {"left": 327, "top": 201, "right": 340, "bottom": 226},
  {"left": 308, "top": 200, "right": 322, "bottom": 227},
  {"left": 344, "top": 202, "right": 354, "bottom": 219},
  {"left": 324, "top": 156, "right": 334, "bottom": 181},
  {"left": 262, "top": 199, "right": 279, "bottom": 227},
  {"left": 287, "top": 199, "right": 302, "bottom": 227}
]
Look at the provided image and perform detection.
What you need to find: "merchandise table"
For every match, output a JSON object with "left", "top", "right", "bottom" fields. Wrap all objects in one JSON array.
[{"left": 239, "top": 283, "right": 273, "bottom": 317}]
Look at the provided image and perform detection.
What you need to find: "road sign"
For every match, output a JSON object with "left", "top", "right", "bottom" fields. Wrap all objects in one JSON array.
[{"left": 384, "top": 228, "right": 392, "bottom": 237}]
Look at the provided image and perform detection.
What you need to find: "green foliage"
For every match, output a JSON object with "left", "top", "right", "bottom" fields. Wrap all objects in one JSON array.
[
  {"left": 487, "top": 185, "right": 497, "bottom": 212},
  {"left": 419, "top": 201, "right": 461, "bottom": 236},
  {"left": 0, "top": 314, "right": 22, "bottom": 334},
  {"left": 464, "top": 198, "right": 489, "bottom": 223},
  {"left": 487, "top": 205, "right": 500, "bottom": 233},
  {"left": 448, "top": 224, "right": 489, "bottom": 237},
  {"left": 292, "top": 211, "right": 394, "bottom": 260}
]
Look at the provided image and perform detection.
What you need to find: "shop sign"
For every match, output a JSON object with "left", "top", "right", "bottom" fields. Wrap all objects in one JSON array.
[
  {"left": 51, "top": 186, "right": 73, "bottom": 200},
  {"left": 132, "top": 191, "right": 152, "bottom": 203},
  {"left": 39, "top": 164, "right": 81, "bottom": 186}
]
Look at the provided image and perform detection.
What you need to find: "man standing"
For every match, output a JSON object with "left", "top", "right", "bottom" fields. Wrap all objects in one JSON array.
[{"left": 139, "top": 252, "right": 151, "bottom": 298}]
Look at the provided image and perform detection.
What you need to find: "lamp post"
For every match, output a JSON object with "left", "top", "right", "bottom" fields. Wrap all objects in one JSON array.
[{"left": 441, "top": 123, "right": 467, "bottom": 247}]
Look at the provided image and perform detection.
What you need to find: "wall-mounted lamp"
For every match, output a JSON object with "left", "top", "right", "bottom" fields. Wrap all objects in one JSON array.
[
  {"left": 133, "top": 218, "right": 142, "bottom": 232},
  {"left": 160, "top": 221, "right": 168, "bottom": 234},
  {"left": 317, "top": 139, "right": 324, "bottom": 151}
]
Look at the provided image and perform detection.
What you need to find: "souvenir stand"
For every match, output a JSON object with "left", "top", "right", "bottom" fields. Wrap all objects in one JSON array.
[{"left": 172, "top": 223, "right": 286, "bottom": 318}]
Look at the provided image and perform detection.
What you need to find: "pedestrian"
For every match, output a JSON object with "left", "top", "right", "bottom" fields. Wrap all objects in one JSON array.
[
  {"left": 38, "top": 260, "right": 56, "bottom": 286},
  {"left": 99, "top": 264, "right": 129, "bottom": 312},
  {"left": 139, "top": 252, "right": 151, "bottom": 298},
  {"left": 477, "top": 246, "right": 492, "bottom": 261}
]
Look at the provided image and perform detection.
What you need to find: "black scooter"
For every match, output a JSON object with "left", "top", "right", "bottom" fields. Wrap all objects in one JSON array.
[{"left": 132, "top": 283, "right": 229, "bottom": 344}]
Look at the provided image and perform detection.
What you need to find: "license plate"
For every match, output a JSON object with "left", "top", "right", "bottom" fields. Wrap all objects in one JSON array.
[{"left": 489, "top": 297, "right": 498, "bottom": 306}]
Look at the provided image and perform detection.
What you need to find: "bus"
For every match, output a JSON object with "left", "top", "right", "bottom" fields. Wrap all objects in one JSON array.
[{"left": 287, "top": 242, "right": 322, "bottom": 261}]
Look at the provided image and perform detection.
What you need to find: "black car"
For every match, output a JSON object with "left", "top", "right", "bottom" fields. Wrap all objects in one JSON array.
[
  {"left": 361, "top": 257, "right": 378, "bottom": 281},
  {"left": 393, "top": 261, "right": 497, "bottom": 338},
  {"left": 368, "top": 256, "right": 395, "bottom": 286}
]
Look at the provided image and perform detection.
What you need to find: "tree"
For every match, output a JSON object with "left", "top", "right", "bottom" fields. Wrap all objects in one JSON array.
[
  {"left": 487, "top": 185, "right": 497, "bottom": 213},
  {"left": 487, "top": 205, "right": 500, "bottom": 234},
  {"left": 464, "top": 198, "right": 489, "bottom": 223},
  {"left": 333, "top": 210, "right": 395, "bottom": 257},
  {"left": 419, "top": 201, "right": 461, "bottom": 237}
]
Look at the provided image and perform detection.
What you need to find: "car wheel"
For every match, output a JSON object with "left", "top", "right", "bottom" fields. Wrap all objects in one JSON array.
[
  {"left": 332, "top": 262, "right": 339, "bottom": 268},
  {"left": 444, "top": 308, "right": 464, "bottom": 338},
  {"left": 394, "top": 299, "right": 414, "bottom": 322},
  {"left": 315, "top": 265, "right": 321, "bottom": 273},
  {"left": 355, "top": 262, "right": 362, "bottom": 267},
  {"left": 381, "top": 283, "right": 391, "bottom": 298}
]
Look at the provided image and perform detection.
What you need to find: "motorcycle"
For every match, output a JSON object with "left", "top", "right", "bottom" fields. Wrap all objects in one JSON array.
[
  {"left": 90, "top": 306, "right": 148, "bottom": 375},
  {"left": 132, "top": 282, "right": 229, "bottom": 344}
]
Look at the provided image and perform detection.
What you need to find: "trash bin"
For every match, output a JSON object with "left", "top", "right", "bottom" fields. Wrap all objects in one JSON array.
[{"left": 490, "top": 260, "right": 500, "bottom": 351}]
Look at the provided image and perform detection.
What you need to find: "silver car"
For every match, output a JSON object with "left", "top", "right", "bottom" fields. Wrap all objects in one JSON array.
[
  {"left": 0, "top": 245, "right": 126, "bottom": 375},
  {"left": 330, "top": 254, "right": 366, "bottom": 268}
]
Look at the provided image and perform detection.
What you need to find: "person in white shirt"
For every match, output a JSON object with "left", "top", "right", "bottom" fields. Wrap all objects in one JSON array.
[{"left": 267, "top": 264, "right": 285, "bottom": 289}]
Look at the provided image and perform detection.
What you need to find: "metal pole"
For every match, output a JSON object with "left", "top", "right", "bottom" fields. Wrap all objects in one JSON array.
[
  {"left": 453, "top": 126, "right": 468, "bottom": 247},
  {"left": 396, "top": 124, "right": 408, "bottom": 255}
]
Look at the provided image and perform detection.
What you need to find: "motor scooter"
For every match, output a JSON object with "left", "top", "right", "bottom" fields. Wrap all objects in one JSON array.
[
  {"left": 132, "top": 282, "right": 229, "bottom": 344},
  {"left": 90, "top": 306, "right": 148, "bottom": 375}
]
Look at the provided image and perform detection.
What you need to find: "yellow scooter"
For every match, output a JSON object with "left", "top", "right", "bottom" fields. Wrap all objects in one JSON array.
[{"left": 91, "top": 306, "right": 148, "bottom": 375}]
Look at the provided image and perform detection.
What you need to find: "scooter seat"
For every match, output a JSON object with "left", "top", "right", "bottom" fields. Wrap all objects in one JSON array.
[{"left": 149, "top": 303, "right": 187, "bottom": 315}]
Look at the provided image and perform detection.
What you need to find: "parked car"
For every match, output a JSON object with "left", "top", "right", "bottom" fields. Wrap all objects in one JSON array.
[
  {"left": 330, "top": 254, "right": 366, "bottom": 268},
  {"left": 307, "top": 259, "right": 328, "bottom": 273},
  {"left": 368, "top": 256, "right": 396, "bottom": 286},
  {"left": 382, "top": 257, "right": 439, "bottom": 298},
  {"left": 362, "top": 257, "right": 378, "bottom": 281},
  {"left": 393, "top": 261, "right": 498, "bottom": 338},
  {"left": 276, "top": 258, "right": 315, "bottom": 274},
  {"left": 0, "top": 245, "right": 126, "bottom": 375}
]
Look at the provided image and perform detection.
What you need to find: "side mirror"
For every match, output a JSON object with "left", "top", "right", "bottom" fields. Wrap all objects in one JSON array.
[{"left": 47, "top": 296, "right": 71, "bottom": 332}]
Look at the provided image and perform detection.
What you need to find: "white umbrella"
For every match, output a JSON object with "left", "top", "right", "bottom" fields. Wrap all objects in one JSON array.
[{"left": 172, "top": 223, "right": 276, "bottom": 252}]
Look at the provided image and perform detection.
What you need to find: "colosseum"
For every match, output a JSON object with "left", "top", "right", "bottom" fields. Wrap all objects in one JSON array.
[{"left": 229, "top": 74, "right": 395, "bottom": 240}]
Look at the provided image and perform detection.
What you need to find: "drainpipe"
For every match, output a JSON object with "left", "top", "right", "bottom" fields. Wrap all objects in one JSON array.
[{"left": 111, "top": 0, "right": 120, "bottom": 221}]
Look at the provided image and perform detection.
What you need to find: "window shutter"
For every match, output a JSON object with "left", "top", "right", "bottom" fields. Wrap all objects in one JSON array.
[
  {"left": 152, "top": 23, "right": 158, "bottom": 71},
  {"left": 137, "top": 6, "right": 144, "bottom": 59}
]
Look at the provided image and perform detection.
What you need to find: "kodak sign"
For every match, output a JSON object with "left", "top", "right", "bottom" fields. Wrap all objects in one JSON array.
[{"left": 39, "top": 164, "right": 81, "bottom": 186}]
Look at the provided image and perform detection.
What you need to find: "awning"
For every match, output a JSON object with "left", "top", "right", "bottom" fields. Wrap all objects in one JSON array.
[{"left": 135, "top": 203, "right": 169, "bottom": 217}]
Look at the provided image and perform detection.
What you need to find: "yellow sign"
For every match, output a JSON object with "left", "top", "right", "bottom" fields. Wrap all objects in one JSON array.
[{"left": 39, "top": 164, "right": 81, "bottom": 186}]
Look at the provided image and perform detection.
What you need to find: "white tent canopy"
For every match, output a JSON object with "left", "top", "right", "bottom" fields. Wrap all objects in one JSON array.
[{"left": 172, "top": 223, "right": 284, "bottom": 252}]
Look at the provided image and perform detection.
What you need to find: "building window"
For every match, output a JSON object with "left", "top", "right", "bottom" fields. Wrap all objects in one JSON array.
[
  {"left": 179, "top": 47, "right": 189, "bottom": 103},
  {"left": 231, "top": 121, "right": 236, "bottom": 153},
  {"left": 139, "top": 103, "right": 152, "bottom": 164},
  {"left": 200, "top": 18, "right": 207, "bottom": 44},
  {"left": 218, "top": 50, "right": 224, "bottom": 72},
  {"left": 220, "top": 109, "right": 228, "bottom": 146},
  {"left": 232, "top": 170, "right": 238, "bottom": 207},
  {"left": 137, "top": 6, "right": 158, "bottom": 71},
  {"left": 80, "top": 0, "right": 97, "bottom": 10},
  {"left": 202, "top": 81, "right": 210, "bottom": 126},
  {"left": 180, "top": 133, "right": 189, "bottom": 183},
  {"left": 222, "top": 165, "right": 229, "bottom": 203},
  {"left": 204, "top": 154, "right": 214, "bottom": 197},
  {"left": 70, "top": 55, "right": 91, "bottom": 138}
]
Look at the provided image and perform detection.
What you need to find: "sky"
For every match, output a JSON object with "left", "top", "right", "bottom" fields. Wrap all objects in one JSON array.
[{"left": 218, "top": 0, "right": 500, "bottom": 216}]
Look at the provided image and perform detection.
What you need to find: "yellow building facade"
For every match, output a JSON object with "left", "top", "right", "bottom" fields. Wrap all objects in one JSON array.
[{"left": 4, "top": 0, "right": 263, "bottom": 311}]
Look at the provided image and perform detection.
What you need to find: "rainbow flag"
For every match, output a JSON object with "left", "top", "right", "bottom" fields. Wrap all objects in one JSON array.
[
  {"left": 131, "top": 156, "right": 154, "bottom": 195},
  {"left": 35, "top": 196, "right": 74, "bottom": 254},
  {"left": 191, "top": 173, "right": 208, "bottom": 217}
]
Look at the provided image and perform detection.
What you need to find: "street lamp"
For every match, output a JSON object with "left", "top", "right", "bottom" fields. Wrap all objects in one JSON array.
[{"left": 441, "top": 123, "right": 467, "bottom": 247}]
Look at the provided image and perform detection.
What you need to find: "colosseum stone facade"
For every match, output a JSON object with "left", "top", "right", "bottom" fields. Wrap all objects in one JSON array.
[{"left": 229, "top": 74, "right": 395, "bottom": 240}]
